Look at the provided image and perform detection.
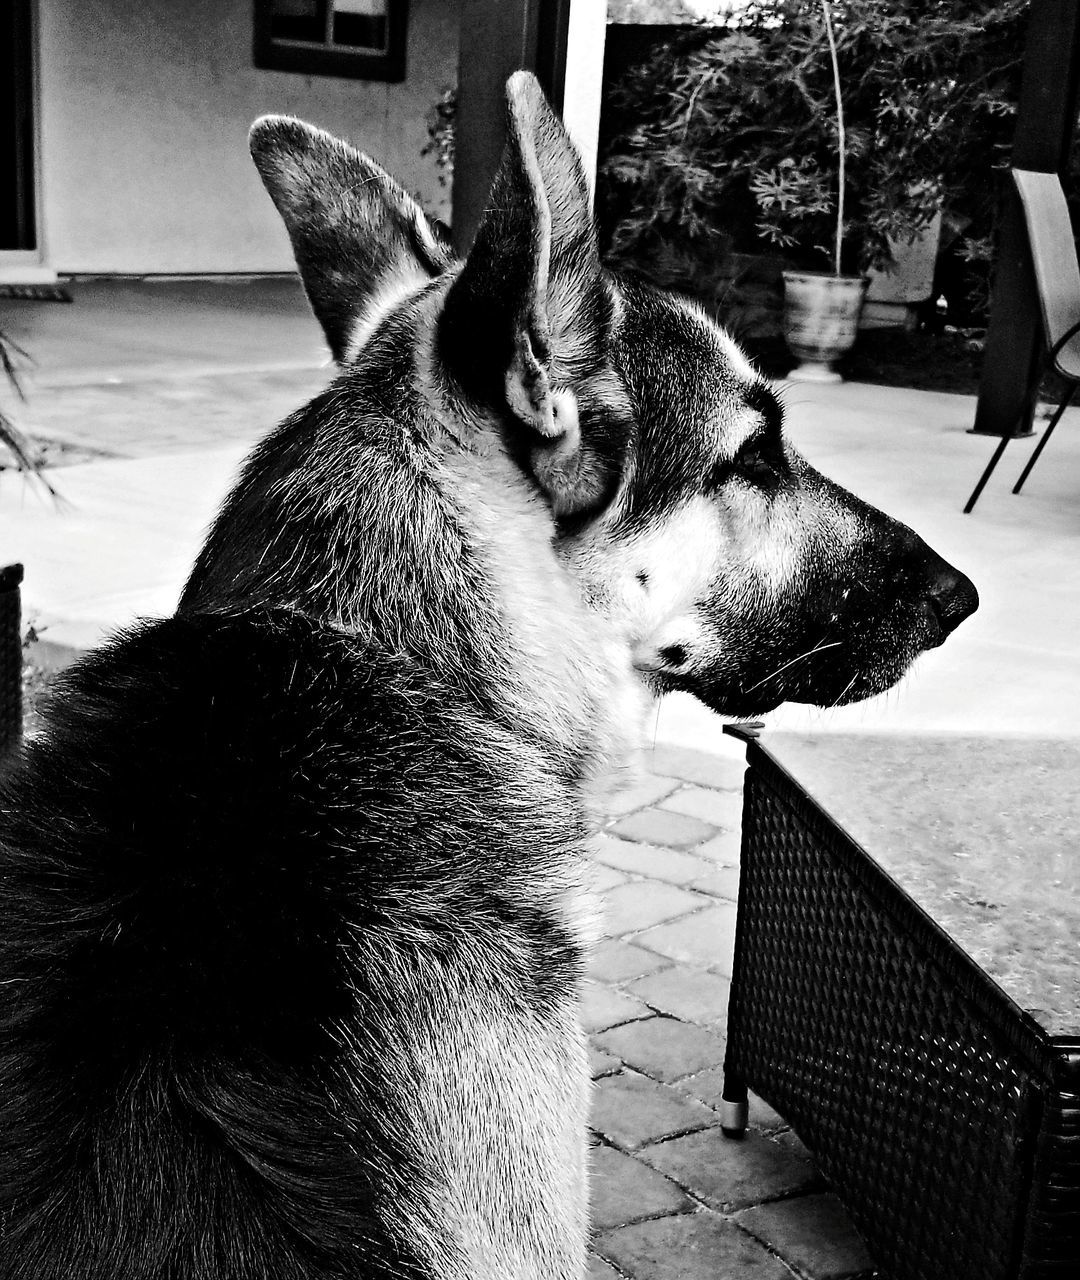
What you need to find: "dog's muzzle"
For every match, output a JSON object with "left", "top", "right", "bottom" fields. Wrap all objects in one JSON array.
[{"left": 683, "top": 527, "right": 980, "bottom": 718}]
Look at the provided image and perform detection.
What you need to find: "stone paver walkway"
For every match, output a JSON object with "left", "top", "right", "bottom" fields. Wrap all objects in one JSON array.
[{"left": 588, "top": 742, "right": 878, "bottom": 1280}]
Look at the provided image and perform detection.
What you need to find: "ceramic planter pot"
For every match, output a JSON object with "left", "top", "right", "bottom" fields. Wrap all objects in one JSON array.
[{"left": 781, "top": 271, "right": 869, "bottom": 383}]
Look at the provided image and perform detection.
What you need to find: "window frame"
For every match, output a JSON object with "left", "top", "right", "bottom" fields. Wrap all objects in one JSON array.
[{"left": 253, "top": 0, "right": 409, "bottom": 83}]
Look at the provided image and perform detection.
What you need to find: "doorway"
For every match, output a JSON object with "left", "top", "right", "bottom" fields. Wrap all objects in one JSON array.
[{"left": 1, "top": 0, "right": 36, "bottom": 252}]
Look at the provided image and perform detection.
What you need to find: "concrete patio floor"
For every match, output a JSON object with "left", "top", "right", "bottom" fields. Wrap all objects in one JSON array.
[{"left": 2, "top": 279, "right": 1079, "bottom": 1279}]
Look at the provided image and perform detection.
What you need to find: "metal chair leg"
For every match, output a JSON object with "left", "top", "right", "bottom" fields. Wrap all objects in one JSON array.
[
  {"left": 1013, "top": 382, "right": 1076, "bottom": 494},
  {"left": 964, "top": 434, "right": 1014, "bottom": 514},
  {"left": 720, "top": 1071, "right": 749, "bottom": 1138}
]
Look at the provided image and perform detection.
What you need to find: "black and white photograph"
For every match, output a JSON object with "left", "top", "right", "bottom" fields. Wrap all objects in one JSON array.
[{"left": 0, "top": 3, "right": 1076, "bottom": 1277}]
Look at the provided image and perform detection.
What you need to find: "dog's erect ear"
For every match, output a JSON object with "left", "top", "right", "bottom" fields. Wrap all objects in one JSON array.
[
  {"left": 438, "top": 72, "right": 612, "bottom": 510},
  {"left": 250, "top": 116, "right": 452, "bottom": 361}
]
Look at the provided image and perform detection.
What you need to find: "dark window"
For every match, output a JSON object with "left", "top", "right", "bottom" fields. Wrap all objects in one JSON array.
[{"left": 253, "top": 0, "right": 408, "bottom": 82}]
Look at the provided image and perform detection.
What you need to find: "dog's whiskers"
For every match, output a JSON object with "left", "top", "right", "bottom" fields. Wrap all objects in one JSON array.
[
  {"left": 829, "top": 673, "right": 860, "bottom": 708},
  {"left": 742, "top": 640, "right": 843, "bottom": 693}
]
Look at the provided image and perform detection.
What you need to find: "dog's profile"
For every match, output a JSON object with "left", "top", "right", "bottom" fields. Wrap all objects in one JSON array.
[{"left": 0, "top": 73, "right": 976, "bottom": 1279}]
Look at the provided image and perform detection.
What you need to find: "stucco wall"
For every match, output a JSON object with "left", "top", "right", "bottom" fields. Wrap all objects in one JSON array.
[{"left": 38, "top": 0, "right": 458, "bottom": 273}]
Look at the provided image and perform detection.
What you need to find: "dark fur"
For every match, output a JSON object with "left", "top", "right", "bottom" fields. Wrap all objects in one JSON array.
[{"left": 0, "top": 611, "right": 583, "bottom": 1278}]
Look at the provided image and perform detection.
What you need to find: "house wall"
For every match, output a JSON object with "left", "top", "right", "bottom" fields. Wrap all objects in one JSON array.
[{"left": 37, "top": 0, "right": 458, "bottom": 274}]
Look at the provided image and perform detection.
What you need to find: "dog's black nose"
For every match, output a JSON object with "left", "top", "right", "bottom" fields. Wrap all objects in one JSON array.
[{"left": 922, "top": 553, "right": 979, "bottom": 638}]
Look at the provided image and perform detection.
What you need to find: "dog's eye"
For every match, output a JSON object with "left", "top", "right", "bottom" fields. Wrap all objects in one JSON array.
[
  {"left": 703, "top": 443, "right": 784, "bottom": 494},
  {"left": 735, "top": 445, "right": 782, "bottom": 489}
]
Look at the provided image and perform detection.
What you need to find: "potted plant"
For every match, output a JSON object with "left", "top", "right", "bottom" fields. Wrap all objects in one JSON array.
[
  {"left": 763, "top": 0, "right": 866, "bottom": 381},
  {"left": 600, "top": 0, "right": 1028, "bottom": 368}
]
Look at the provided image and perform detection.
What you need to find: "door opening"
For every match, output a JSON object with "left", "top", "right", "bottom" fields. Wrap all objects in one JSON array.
[{"left": 2, "top": 0, "right": 37, "bottom": 252}]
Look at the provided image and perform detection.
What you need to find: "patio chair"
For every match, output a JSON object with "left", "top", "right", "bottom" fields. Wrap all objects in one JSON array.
[{"left": 964, "top": 168, "right": 1080, "bottom": 513}]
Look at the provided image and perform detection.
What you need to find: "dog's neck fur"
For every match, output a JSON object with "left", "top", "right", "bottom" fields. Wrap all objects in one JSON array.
[
  {"left": 183, "top": 284, "right": 650, "bottom": 807},
  {"left": 402, "top": 283, "right": 651, "bottom": 803}
]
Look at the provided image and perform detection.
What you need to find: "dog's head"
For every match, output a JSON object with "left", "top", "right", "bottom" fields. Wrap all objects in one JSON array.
[{"left": 249, "top": 73, "right": 976, "bottom": 720}]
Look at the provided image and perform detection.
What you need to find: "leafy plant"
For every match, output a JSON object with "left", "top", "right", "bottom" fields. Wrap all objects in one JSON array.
[
  {"left": 600, "top": 0, "right": 1029, "bottom": 284},
  {"left": 423, "top": 86, "right": 457, "bottom": 189},
  {"left": 0, "top": 332, "right": 52, "bottom": 495}
]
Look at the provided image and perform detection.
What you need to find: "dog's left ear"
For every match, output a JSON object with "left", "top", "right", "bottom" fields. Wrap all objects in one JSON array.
[
  {"left": 439, "top": 72, "right": 614, "bottom": 516},
  {"left": 250, "top": 116, "right": 452, "bottom": 361}
]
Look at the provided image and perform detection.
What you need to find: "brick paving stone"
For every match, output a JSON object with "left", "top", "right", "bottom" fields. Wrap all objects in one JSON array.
[
  {"left": 634, "top": 905, "right": 737, "bottom": 973},
  {"left": 646, "top": 743, "right": 747, "bottom": 791},
  {"left": 593, "top": 861, "right": 632, "bottom": 892},
  {"left": 641, "top": 1128, "right": 822, "bottom": 1211},
  {"left": 694, "top": 832, "right": 741, "bottom": 867},
  {"left": 593, "top": 1016, "right": 725, "bottom": 1082},
  {"left": 660, "top": 787, "right": 745, "bottom": 830},
  {"left": 590, "top": 1143, "right": 694, "bottom": 1231},
  {"left": 591, "top": 1070, "right": 717, "bottom": 1150},
  {"left": 604, "top": 773, "right": 681, "bottom": 817},
  {"left": 591, "top": 1046, "right": 623, "bottom": 1078},
  {"left": 587, "top": 1256, "right": 624, "bottom": 1280},
  {"left": 735, "top": 1193, "right": 877, "bottom": 1279},
  {"left": 627, "top": 967, "right": 730, "bottom": 1027},
  {"left": 583, "top": 981, "right": 654, "bottom": 1033},
  {"left": 589, "top": 939, "right": 673, "bottom": 985},
  {"left": 775, "top": 1128, "right": 819, "bottom": 1164},
  {"left": 602, "top": 881, "right": 705, "bottom": 937},
  {"left": 609, "top": 808, "right": 716, "bottom": 850},
  {"left": 687, "top": 865, "right": 740, "bottom": 901},
  {"left": 596, "top": 836, "right": 712, "bottom": 887},
  {"left": 745, "top": 1091, "right": 786, "bottom": 1134},
  {"left": 673, "top": 1070, "right": 786, "bottom": 1133},
  {"left": 597, "top": 1211, "right": 791, "bottom": 1280}
]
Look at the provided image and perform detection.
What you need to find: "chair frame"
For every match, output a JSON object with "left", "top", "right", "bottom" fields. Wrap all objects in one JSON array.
[
  {"left": 720, "top": 724, "right": 1080, "bottom": 1279},
  {"left": 965, "top": 168, "right": 1080, "bottom": 513}
]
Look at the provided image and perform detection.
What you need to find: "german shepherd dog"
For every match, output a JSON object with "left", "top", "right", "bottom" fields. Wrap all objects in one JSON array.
[{"left": 0, "top": 74, "right": 976, "bottom": 1279}]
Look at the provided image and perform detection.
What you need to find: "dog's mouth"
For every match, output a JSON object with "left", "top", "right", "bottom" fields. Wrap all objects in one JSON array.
[
  {"left": 671, "top": 597, "right": 971, "bottom": 719},
  {"left": 656, "top": 670, "right": 790, "bottom": 720},
  {"left": 746, "top": 622, "right": 942, "bottom": 712},
  {"left": 676, "top": 655, "right": 902, "bottom": 719},
  {"left": 742, "top": 561, "right": 977, "bottom": 713}
]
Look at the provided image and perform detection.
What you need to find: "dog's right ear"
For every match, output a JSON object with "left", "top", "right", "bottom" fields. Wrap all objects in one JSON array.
[
  {"left": 437, "top": 73, "right": 615, "bottom": 517},
  {"left": 249, "top": 116, "right": 452, "bottom": 362}
]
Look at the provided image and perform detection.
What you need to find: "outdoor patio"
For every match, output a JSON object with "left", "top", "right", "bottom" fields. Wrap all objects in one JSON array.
[{"left": 2, "top": 279, "right": 1079, "bottom": 1279}]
